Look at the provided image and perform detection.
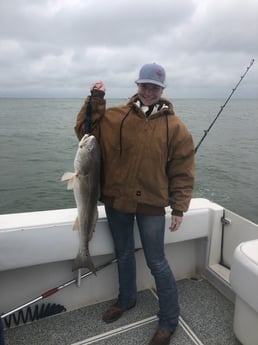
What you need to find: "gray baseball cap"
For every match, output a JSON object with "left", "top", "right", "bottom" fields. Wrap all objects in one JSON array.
[{"left": 135, "top": 63, "right": 166, "bottom": 88}]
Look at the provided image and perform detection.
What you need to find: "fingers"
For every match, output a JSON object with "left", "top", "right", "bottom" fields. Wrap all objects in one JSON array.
[
  {"left": 91, "top": 81, "right": 106, "bottom": 92},
  {"left": 169, "top": 215, "right": 183, "bottom": 232}
]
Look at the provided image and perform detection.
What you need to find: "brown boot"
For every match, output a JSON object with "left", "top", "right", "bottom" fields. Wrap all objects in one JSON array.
[
  {"left": 148, "top": 329, "right": 174, "bottom": 345},
  {"left": 102, "top": 302, "right": 136, "bottom": 323}
]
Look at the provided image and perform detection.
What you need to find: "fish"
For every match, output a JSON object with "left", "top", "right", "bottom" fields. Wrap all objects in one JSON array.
[{"left": 61, "top": 134, "right": 101, "bottom": 273}]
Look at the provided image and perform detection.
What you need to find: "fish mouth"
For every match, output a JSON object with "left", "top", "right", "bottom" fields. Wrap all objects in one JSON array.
[{"left": 79, "top": 134, "right": 96, "bottom": 149}]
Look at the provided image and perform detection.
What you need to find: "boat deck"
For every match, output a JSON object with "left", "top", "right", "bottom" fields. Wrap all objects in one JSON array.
[{"left": 3, "top": 278, "right": 241, "bottom": 345}]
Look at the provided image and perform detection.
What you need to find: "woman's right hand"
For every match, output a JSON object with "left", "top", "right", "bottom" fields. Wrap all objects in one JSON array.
[{"left": 91, "top": 81, "right": 106, "bottom": 92}]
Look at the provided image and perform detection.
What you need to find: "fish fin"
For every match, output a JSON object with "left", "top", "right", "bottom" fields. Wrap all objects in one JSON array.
[
  {"left": 72, "top": 253, "right": 96, "bottom": 275},
  {"left": 61, "top": 172, "right": 76, "bottom": 190},
  {"left": 73, "top": 217, "right": 79, "bottom": 231},
  {"left": 61, "top": 172, "right": 75, "bottom": 181}
]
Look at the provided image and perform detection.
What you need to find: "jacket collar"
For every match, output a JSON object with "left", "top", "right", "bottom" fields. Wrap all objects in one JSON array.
[{"left": 127, "top": 94, "right": 175, "bottom": 117}]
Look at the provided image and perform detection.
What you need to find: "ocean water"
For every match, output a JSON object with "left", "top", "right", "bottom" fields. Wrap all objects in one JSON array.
[{"left": 0, "top": 98, "right": 257, "bottom": 224}]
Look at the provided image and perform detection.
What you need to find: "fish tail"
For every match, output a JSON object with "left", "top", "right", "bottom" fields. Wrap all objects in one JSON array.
[{"left": 72, "top": 253, "right": 96, "bottom": 275}]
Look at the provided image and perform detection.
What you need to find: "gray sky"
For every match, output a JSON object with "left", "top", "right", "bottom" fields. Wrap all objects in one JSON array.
[{"left": 0, "top": 0, "right": 257, "bottom": 98}]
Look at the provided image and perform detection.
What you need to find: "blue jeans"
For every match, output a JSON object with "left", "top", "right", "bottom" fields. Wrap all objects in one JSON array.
[{"left": 105, "top": 206, "right": 179, "bottom": 332}]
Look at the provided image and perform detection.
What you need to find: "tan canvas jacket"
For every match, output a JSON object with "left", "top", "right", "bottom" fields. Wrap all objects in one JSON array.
[{"left": 74, "top": 94, "right": 195, "bottom": 215}]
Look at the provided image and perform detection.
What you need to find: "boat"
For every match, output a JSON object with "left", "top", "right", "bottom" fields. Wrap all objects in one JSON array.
[{"left": 0, "top": 198, "right": 257, "bottom": 345}]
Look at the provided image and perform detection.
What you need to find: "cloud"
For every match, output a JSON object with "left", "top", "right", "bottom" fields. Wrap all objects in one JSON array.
[{"left": 0, "top": 0, "right": 257, "bottom": 98}]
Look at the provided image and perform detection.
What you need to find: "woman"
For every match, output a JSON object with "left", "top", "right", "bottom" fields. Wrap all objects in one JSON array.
[{"left": 74, "top": 63, "right": 195, "bottom": 345}]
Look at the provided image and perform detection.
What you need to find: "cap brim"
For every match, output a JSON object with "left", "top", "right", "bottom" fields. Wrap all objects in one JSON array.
[{"left": 135, "top": 79, "right": 166, "bottom": 88}]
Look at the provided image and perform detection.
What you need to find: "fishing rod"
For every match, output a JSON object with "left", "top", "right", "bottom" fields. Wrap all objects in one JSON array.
[
  {"left": 1, "top": 257, "right": 119, "bottom": 329},
  {"left": 194, "top": 59, "right": 255, "bottom": 154},
  {"left": 1, "top": 248, "right": 142, "bottom": 329},
  {"left": 0, "top": 256, "right": 118, "bottom": 328}
]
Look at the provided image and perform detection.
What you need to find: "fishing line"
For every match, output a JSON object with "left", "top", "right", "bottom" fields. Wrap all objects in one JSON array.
[
  {"left": 194, "top": 59, "right": 255, "bottom": 270},
  {"left": 85, "top": 96, "right": 92, "bottom": 134},
  {"left": 194, "top": 59, "right": 255, "bottom": 153}
]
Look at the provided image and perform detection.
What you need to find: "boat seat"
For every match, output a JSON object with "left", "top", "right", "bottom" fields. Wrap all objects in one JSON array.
[{"left": 230, "top": 239, "right": 258, "bottom": 345}]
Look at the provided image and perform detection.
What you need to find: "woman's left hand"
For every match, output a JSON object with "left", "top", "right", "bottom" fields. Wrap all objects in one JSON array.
[{"left": 169, "top": 215, "right": 183, "bottom": 232}]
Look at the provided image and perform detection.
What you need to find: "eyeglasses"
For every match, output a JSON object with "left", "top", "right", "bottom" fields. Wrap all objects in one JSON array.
[{"left": 138, "top": 84, "right": 163, "bottom": 93}]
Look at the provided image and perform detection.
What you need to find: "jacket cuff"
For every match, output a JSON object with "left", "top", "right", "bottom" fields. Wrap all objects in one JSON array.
[
  {"left": 171, "top": 209, "right": 183, "bottom": 217},
  {"left": 90, "top": 89, "right": 105, "bottom": 98}
]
